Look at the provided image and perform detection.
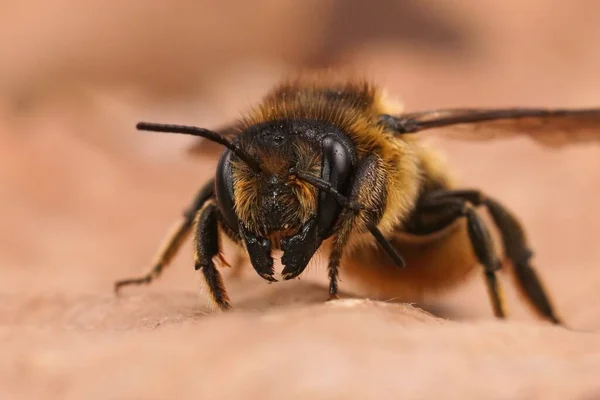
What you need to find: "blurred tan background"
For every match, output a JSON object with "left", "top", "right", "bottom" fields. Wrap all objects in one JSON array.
[{"left": 2, "top": 1, "right": 600, "bottom": 398}]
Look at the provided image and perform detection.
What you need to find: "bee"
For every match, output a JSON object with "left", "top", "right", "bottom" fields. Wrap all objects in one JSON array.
[{"left": 114, "top": 72, "right": 600, "bottom": 324}]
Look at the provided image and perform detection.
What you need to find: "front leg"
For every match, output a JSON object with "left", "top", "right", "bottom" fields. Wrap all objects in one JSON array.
[
  {"left": 327, "top": 155, "right": 388, "bottom": 300},
  {"left": 194, "top": 203, "right": 231, "bottom": 311}
]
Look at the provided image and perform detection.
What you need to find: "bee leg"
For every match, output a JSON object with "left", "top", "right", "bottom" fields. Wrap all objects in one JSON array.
[
  {"left": 415, "top": 196, "right": 507, "bottom": 319},
  {"left": 327, "top": 227, "right": 351, "bottom": 300},
  {"left": 428, "top": 190, "right": 562, "bottom": 325},
  {"left": 327, "top": 155, "right": 387, "bottom": 300},
  {"left": 194, "top": 203, "right": 231, "bottom": 311},
  {"left": 114, "top": 180, "right": 215, "bottom": 294}
]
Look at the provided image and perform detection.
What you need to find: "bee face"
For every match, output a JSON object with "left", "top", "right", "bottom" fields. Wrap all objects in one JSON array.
[
  {"left": 214, "top": 119, "right": 357, "bottom": 280},
  {"left": 235, "top": 135, "right": 321, "bottom": 241}
]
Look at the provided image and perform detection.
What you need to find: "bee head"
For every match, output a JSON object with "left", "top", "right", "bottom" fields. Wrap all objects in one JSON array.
[{"left": 215, "top": 119, "right": 357, "bottom": 280}]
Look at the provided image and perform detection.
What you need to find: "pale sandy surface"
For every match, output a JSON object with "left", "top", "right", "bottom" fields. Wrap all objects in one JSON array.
[{"left": 2, "top": 2, "right": 600, "bottom": 399}]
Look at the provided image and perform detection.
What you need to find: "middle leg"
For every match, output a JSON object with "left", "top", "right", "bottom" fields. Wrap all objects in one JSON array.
[{"left": 114, "top": 179, "right": 215, "bottom": 293}]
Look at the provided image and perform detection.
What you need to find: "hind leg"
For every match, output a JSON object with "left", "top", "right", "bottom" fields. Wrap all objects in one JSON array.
[
  {"left": 418, "top": 189, "right": 561, "bottom": 324},
  {"left": 114, "top": 180, "right": 215, "bottom": 293},
  {"left": 410, "top": 194, "right": 507, "bottom": 319},
  {"left": 435, "top": 190, "right": 561, "bottom": 324}
]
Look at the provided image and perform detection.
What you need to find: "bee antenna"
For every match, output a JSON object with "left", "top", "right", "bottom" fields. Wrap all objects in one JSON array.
[{"left": 136, "top": 122, "right": 262, "bottom": 173}]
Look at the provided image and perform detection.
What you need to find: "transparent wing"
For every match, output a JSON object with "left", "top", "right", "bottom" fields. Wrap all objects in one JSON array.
[{"left": 387, "top": 108, "right": 600, "bottom": 147}]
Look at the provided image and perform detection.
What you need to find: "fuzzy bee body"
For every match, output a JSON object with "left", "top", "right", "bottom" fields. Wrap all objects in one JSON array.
[
  {"left": 115, "top": 73, "right": 600, "bottom": 324},
  {"left": 234, "top": 77, "right": 423, "bottom": 254}
]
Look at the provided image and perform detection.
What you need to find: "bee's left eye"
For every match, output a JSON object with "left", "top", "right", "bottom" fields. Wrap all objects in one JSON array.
[{"left": 317, "top": 136, "right": 353, "bottom": 238}]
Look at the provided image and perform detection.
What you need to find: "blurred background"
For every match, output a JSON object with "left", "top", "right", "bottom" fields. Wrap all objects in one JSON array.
[{"left": 2, "top": 0, "right": 600, "bottom": 329}]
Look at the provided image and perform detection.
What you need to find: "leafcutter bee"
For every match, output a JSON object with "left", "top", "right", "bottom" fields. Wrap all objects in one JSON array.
[{"left": 115, "top": 73, "right": 600, "bottom": 324}]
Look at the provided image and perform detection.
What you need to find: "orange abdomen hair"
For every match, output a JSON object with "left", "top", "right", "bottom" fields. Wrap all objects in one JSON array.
[{"left": 341, "top": 219, "right": 481, "bottom": 302}]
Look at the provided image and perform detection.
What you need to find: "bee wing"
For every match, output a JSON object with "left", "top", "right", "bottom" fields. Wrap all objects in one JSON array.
[
  {"left": 388, "top": 108, "right": 600, "bottom": 147},
  {"left": 187, "top": 123, "right": 242, "bottom": 157}
]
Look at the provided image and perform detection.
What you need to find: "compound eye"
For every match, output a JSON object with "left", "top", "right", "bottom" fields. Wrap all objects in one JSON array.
[
  {"left": 215, "top": 149, "right": 239, "bottom": 233},
  {"left": 317, "top": 136, "right": 352, "bottom": 238}
]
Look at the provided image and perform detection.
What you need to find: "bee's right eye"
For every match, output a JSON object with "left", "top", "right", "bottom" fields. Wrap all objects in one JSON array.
[{"left": 215, "top": 149, "right": 239, "bottom": 233}]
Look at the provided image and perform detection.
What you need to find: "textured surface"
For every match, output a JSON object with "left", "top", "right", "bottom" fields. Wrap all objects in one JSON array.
[{"left": 2, "top": 1, "right": 600, "bottom": 398}]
